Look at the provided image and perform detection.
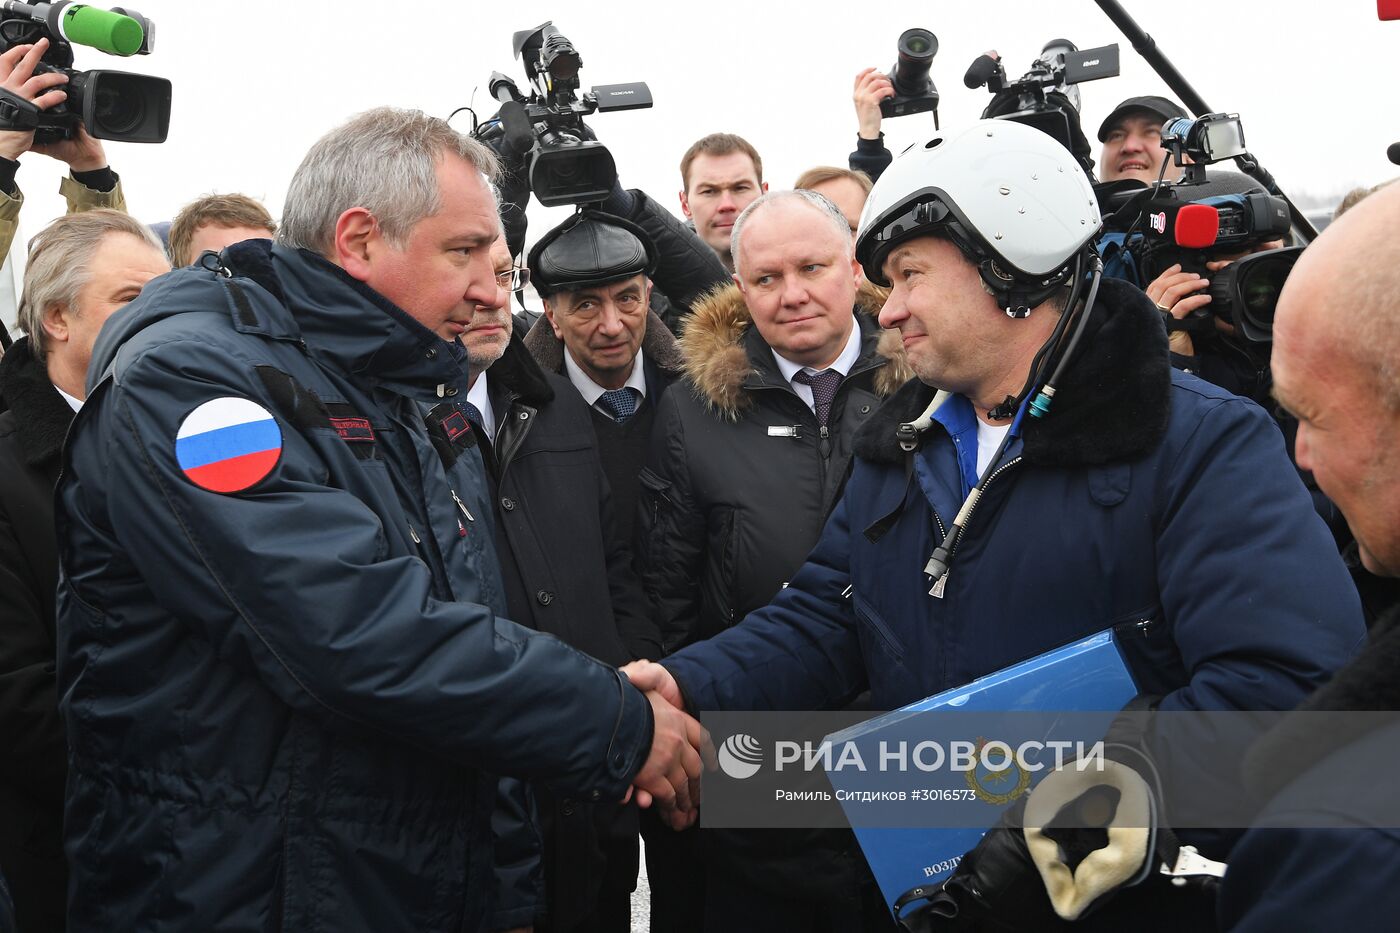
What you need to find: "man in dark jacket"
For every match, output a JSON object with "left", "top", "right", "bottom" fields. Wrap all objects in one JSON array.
[
  {"left": 0, "top": 210, "right": 169, "bottom": 932},
  {"left": 1216, "top": 173, "right": 1400, "bottom": 932},
  {"left": 635, "top": 188, "right": 911, "bottom": 931},
  {"left": 463, "top": 234, "right": 661, "bottom": 931},
  {"left": 522, "top": 212, "right": 692, "bottom": 550},
  {"left": 630, "top": 121, "right": 1363, "bottom": 931},
  {"left": 519, "top": 212, "right": 695, "bottom": 933},
  {"left": 53, "top": 107, "right": 704, "bottom": 933}
]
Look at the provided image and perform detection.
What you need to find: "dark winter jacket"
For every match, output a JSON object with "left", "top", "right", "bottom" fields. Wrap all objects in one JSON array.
[
  {"left": 55, "top": 240, "right": 654, "bottom": 932},
  {"left": 471, "top": 338, "right": 660, "bottom": 929},
  {"left": 524, "top": 309, "right": 685, "bottom": 550},
  {"left": 636, "top": 280, "right": 908, "bottom": 908},
  {"left": 476, "top": 336, "right": 661, "bottom": 664},
  {"left": 1218, "top": 606, "right": 1400, "bottom": 932},
  {"left": 636, "top": 281, "right": 911, "bottom": 653},
  {"left": 662, "top": 278, "right": 1365, "bottom": 853},
  {"left": 0, "top": 337, "right": 70, "bottom": 933}
]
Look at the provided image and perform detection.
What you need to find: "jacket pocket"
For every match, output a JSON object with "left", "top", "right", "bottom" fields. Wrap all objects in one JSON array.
[
  {"left": 637, "top": 467, "right": 672, "bottom": 563},
  {"left": 853, "top": 591, "right": 905, "bottom": 664},
  {"left": 1110, "top": 605, "right": 1187, "bottom": 696}
]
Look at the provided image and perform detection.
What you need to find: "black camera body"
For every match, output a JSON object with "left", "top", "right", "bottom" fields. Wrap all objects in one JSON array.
[
  {"left": 478, "top": 22, "right": 652, "bottom": 208},
  {"left": 1109, "top": 115, "right": 1294, "bottom": 343},
  {"left": 0, "top": 1, "right": 170, "bottom": 144},
  {"left": 879, "top": 28, "right": 939, "bottom": 122},
  {"left": 967, "top": 40, "right": 1119, "bottom": 173}
]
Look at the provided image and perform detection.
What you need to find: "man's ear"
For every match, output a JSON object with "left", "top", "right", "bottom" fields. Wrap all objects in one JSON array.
[
  {"left": 760, "top": 181, "right": 769, "bottom": 194},
  {"left": 333, "top": 207, "right": 380, "bottom": 282},
  {"left": 543, "top": 297, "right": 564, "bottom": 340},
  {"left": 679, "top": 190, "right": 692, "bottom": 220},
  {"left": 733, "top": 272, "right": 745, "bottom": 297},
  {"left": 41, "top": 303, "right": 72, "bottom": 346}
]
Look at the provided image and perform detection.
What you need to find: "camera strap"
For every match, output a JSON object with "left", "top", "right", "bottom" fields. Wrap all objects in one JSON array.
[{"left": 0, "top": 87, "right": 42, "bottom": 131}]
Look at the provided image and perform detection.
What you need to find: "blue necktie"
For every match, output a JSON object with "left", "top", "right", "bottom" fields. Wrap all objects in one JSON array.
[
  {"left": 599, "top": 388, "right": 640, "bottom": 423},
  {"left": 460, "top": 401, "right": 486, "bottom": 435}
]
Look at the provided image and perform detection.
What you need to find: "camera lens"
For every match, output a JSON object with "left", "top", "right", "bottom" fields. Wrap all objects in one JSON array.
[
  {"left": 893, "top": 28, "right": 938, "bottom": 97},
  {"left": 1237, "top": 250, "right": 1299, "bottom": 338},
  {"left": 93, "top": 77, "right": 146, "bottom": 136}
]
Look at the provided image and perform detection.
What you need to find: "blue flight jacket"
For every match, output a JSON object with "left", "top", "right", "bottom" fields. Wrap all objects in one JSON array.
[{"left": 55, "top": 241, "right": 652, "bottom": 932}]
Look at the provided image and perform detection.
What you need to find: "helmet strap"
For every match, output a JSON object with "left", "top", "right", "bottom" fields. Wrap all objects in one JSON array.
[{"left": 978, "top": 259, "right": 1065, "bottom": 318}]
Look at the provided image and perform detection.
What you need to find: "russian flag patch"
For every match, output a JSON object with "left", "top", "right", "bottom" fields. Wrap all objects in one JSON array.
[{"left": 175, "top": 397, "right": 283, "bottom": 493}]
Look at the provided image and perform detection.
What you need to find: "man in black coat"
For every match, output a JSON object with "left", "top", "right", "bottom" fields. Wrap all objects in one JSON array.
[
  {"left": 634, "top": 189, "right": 911, "bottom": 931},
  {"left": 0, "top": 210, "right": 169, "bottom": 932},
  {"left": 520, "top": 212, "right": 703, "bottom": 933},
  {"left": 462, "top": 234, "right": 663, "bottom": 932},
  {"left": 522, "top": 212, "right": 691, "bottom": 550}
]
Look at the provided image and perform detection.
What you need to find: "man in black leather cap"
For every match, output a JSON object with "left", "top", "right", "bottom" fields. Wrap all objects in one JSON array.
[
  {"left": 458, "top": 231, "right": 663, "bottom": 933},
  {"left": 522, "top": 212, "right": 701, "bottom": 933},
  {"left": 524, "top": 211, "right": 687, "bottom": 551}
]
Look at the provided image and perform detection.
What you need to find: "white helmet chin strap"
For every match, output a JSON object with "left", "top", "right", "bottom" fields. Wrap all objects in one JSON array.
[{"left": 896, "top": 390, "right": 952, "bottom": 452}]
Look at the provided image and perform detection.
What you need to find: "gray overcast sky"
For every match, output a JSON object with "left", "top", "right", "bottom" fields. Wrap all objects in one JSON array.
[{"left": 9, "top": 0, "right": 1400, "bottom": 252}]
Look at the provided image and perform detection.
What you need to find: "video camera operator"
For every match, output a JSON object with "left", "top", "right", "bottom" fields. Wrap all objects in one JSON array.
[
  {"left": 476, "top": 23, "right": 729, "bottom": 336},
  {"left": 0, "top": 39, "right": 125, "bottom": 265},
  {"left": 1096, "top": 96, "right": 1186, "bottom": 185}
]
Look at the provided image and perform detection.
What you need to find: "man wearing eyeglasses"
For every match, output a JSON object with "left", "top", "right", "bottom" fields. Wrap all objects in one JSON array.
[
  {"left": 522, "top": 212, "right": 689, "bottom": 552},
  {"left": 458, "top": 231, "right": 662, "bottom": 933}
]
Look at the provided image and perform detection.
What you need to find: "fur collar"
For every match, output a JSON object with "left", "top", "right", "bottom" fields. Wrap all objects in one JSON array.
[
  {"left": 523, "top": 309, "right": 684, "bottom": 378},
  {"left": 488, "top": 335, "right": 554, "bottom": 406},
  {"left": 1243, "top": 606, "right": 1400, "bottom": 800},
  {"left": 680, "top": 280, "right": 911, "bottom": 419},
  {"left": 854, "top": 278, "right": 1171, "bottom": 467},
  {"left": 0, "top": 336, "right": 73, "bottom": 468}
]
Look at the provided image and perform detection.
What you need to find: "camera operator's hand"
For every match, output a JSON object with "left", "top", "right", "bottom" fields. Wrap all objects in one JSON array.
[
  {"left": 31, "top": 124, "right": 107, "bottom": 173},
  {"left": 853, "top": 67, "right": 894, "bottom": 141},
  {"left": 0, "top": 39, "right": 69, "bottom": 161},
  {"left": 1146, "top": 263, "right": 1212, "bottom": 356}
]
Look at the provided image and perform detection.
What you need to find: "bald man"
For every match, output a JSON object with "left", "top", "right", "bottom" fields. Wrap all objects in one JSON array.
[{"left": 1218, "top": 182, "right": 1400, "bottom": 931}]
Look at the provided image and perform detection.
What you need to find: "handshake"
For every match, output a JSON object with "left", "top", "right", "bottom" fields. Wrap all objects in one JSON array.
[{"left": 621, "top": 660, "right": 716, "bottom": 831}]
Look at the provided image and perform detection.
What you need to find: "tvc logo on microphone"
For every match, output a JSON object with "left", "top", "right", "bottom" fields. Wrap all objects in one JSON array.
[{"left": 717, "top": 733, "right": 764, "bottom": 779}]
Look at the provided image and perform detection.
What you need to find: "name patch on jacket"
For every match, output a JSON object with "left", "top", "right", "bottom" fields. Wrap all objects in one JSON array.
[
  {"left": 424, "top": 402, "right": 477, "bottom": 468},
  {"left": 324, "top": 402, "right": 378, "bottom": 460},
  {"left": 175, "top": 397, "right": 282, "bottom": 493}
]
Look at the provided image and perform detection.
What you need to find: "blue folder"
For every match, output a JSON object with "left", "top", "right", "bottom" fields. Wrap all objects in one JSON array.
[{"left": 824, "top": 629, "right": 1138, "bottom": 914}]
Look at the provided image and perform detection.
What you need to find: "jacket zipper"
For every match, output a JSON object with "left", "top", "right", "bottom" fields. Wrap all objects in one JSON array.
[
  {"left": 931, "top": 457, "right": 1022, "bottom": 596},
  {"left": 947, "top": 457, "right": 1022, "bottom": 564},
  {"left": 450, "top": 488, "right": 476, "bottom": 523}
]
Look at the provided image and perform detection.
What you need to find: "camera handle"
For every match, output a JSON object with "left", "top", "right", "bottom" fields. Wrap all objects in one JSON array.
[
  {"left": 0, "top": 86, "right": 43, "bottom": 132},
  {"left": 1093, "top": 0, "right": 1319, "bottom": 244}
]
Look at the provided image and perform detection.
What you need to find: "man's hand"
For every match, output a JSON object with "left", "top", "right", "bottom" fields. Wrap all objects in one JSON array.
[
  {"left": 32, "top": 123, "right": 107, "bottom": 173},
  {"left": 853, "top": 67, "right": 894, "bottom": 141},
  {"left": 1145, "top": 263, "right": 1211, "bottom": 356},
  {"left": 623, "top": 659, "right": 685, "bottom": 711},
  {"left": 632, "top": 689, "right": 705, "bottom": 829},
  {"left": 0, "top": 39, "right": 69, "bottom": 162},
  {"left": 622, "top": 660, "right": 717, "bottom": 830}
]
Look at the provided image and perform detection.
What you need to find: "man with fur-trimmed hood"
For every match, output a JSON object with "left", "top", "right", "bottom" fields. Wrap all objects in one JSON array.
[{"left": 635, "top": 188, "right": 909, "bottom": 930}]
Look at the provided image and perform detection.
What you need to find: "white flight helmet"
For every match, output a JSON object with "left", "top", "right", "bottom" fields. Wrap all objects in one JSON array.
[{"left": 855, "top": 120, "right": 1102, "bottom": 314}]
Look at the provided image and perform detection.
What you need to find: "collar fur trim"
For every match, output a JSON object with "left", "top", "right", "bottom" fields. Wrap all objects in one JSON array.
[
  {"left": 679, "top": 280, "right": 910, "bottom": 419},
  {"left": 854, "top": 278, "right": 1171, "bottom": 467}
]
